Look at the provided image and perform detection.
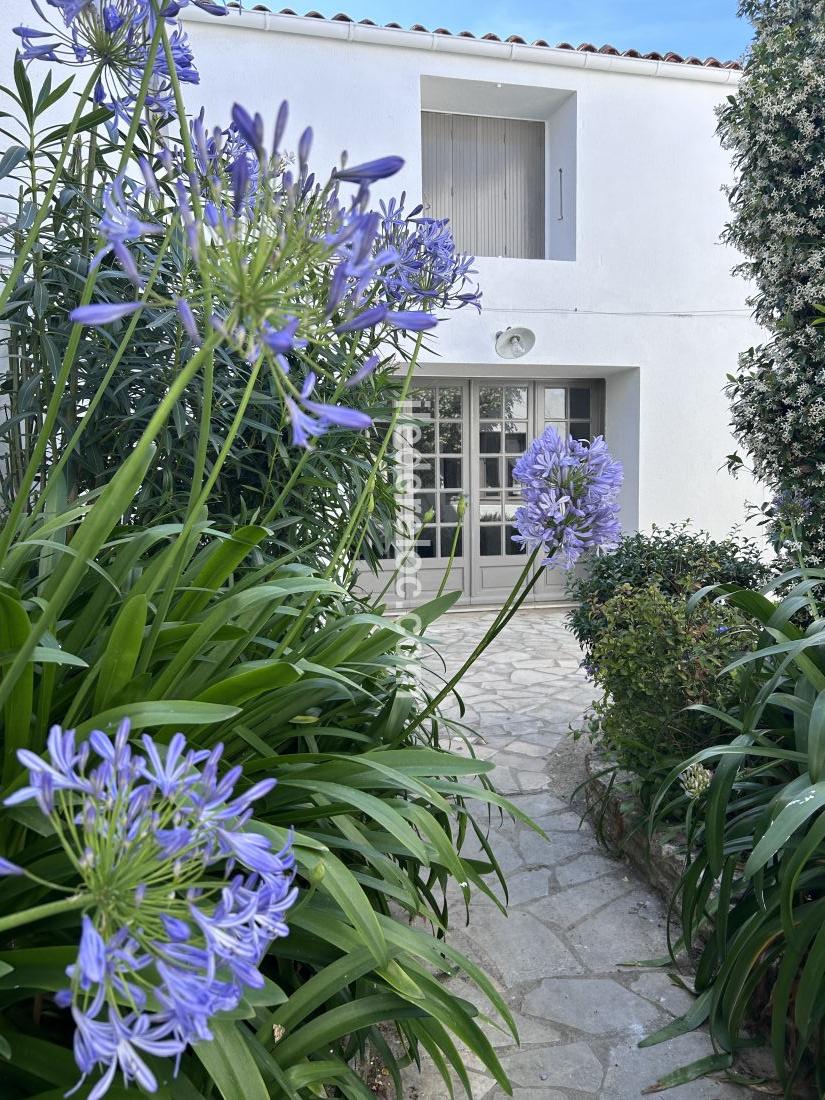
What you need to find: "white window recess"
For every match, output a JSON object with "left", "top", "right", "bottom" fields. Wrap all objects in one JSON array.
[{"left": 420, "top": 76, "right": 577, "bottom": 261}]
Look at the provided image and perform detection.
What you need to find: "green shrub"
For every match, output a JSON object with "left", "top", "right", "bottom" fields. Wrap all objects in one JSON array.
[
  {"left": 584, "top": 585, "right": 756, "bottom": 793},
  {"left": 566, "top": 523, "right": 768, "bottom": 670}
]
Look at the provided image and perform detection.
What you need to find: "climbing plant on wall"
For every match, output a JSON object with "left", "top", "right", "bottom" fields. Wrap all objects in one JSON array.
[{"left": 719, "top": 0, "right": 825, "bottom": 556}]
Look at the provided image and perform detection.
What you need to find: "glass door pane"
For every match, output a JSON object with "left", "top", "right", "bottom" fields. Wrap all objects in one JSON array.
[
  {"left": 540, "top": 382, "right": 595, "bottom": 441},
  {"left": 408, "top": 384, "right": 467, "bottom": 561},
  {"left": 476, "top": 384, "right": 528, "bottom": 560}
]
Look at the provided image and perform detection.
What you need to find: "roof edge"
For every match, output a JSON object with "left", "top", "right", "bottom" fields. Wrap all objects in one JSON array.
[{"left": 182, "top": 7, "right": 743, "bottom": 85}]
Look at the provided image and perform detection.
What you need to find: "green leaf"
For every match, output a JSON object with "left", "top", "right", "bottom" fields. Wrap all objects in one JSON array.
[
  {"left": 808, "top": 688, "right": 825, "bottom": 782},
  {"left": 74, "top": 700, "right": 240, "bottom": 737},
  {"left": 12, "top": 58, "right": 33, "bottom": 124},
  {"left": 93, "top": 593, "right": 148, "bottom": 712},
  {"left": 194, "top": 1020, "right": 269, "bottom": 1100},
  {"left": 745, "top": 780, "right": 825, "bottom": 876},
  {"left": 639, "top": 989, "right": 712, "bottom": 1047},
  {"left": 278, "top": 778, "right": 428, "bottom": 864},
  {"left": 173, "top": 524, "right": 270, "bottom": 620},
  {"left": 642, "top": 1053, "right": 733, "bottom": 1092},
  {"left": 195, "top": 661, "right": 300, "bottom": 707},
  {"left": 0, "top": 591, "right": 33, "bottom": 783},
  {"left": 0, "top": 645, "right": 88, "bottom": 669},
  {"left": 0, "top": 146, "right": 27, "bottom": 180}
]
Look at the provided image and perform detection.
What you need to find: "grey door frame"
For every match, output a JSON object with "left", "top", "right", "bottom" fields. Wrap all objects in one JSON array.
[{"left": 357, "top": 374, "right": 605, "bottom": 608}]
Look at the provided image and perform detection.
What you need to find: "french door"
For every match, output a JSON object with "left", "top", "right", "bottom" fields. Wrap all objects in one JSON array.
[{"left": 367, "top": 378, "right": 603, "bottom": 607}]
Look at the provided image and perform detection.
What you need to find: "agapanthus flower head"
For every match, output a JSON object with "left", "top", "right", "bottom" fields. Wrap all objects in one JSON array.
[
  {"left": 511, "top": 427, "right": 623, "bottom": 568},
  {"left": 376, "top": 193, "right": 481, "bottom": 313},
  {"left": 680, "top": 761, "right": 713, "bottom": 800},
  {"left": 15, "top": 0, "right": 208, "bottom": 121},
  {"left": 4, "top": 721, "right": 296, "bottom": 1099},
  {"left": 73, "top": 97, "right": 454, "bottom": 448}
]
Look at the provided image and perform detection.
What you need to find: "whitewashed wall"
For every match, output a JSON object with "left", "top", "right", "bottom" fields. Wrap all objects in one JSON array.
[{"left": 0, "top": 3, "right": 764, "bottom": 536}]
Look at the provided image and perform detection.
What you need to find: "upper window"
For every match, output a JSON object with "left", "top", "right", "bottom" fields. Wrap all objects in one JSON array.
[{"left": 422, "top": 111, "right": 545, "bottom": 260}]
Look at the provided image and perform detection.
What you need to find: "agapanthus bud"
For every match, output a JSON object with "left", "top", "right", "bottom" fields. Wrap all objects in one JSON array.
[
  {"left": 272, "top": 98, "right": 289, "bottom": 155},
  {"left": 334, "top": 156, "right": 404, "bottom": 184}
]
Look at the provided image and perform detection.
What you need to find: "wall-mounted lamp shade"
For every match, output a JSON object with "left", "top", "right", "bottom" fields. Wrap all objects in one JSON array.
[{"left": 495, "top": 326, "right": 536, "bottom": 359}]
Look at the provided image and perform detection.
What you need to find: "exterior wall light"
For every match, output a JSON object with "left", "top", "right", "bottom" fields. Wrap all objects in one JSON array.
[{"left": 494, "top": 326, "right": 535, "bottom": 359}]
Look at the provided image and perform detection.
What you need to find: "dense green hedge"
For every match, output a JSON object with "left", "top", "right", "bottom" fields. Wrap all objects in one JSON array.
[{"left": 566, "top": 523, "right": 768, "bottom": 671}]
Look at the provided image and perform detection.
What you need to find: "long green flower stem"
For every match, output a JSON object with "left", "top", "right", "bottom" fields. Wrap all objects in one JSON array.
[
  {"left": 405, "top": 548, "right": 543, "bottom": 734},
  {"left": 259, "top": 339, "right": 364, "bottom": 528},
  {"left": 435, "top": 500, "right": 466, "bottom": 600},
  {"left": 325, "top": 336, "right": 424, "bottom": 581},
  {"left": 0, "top": 24, "right": 167, "bottom": 564},
  {"left": 14, "top": 228, "right": 177, "bottom": 545},
  {"left": 134, "top": 352, "right": 271, "bottom": 672},
  {"left": 158, "top": 19, "right": 215, "bottom": 507},
  {"left": 369, "top": 508, "right": 435, "bottom": 607},
  {"left": 0, "top": 892, "right": 90, "bottom": 936},
  {"left": 274, "top": 337, "right": 424, "bottom": 658}
]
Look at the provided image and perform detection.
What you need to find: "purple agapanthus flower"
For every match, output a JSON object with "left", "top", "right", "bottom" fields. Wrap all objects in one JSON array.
[
  {"left": 69, "top": 301, "right": 144, "bottom": 325},
  {"left": 334, "top": 156, "right": 404, "bottom": 184},
  {"left": 377, "top": 194, "right": 481, "bottom": 314},
  {"left": 511, "top": 428, "right": 623, "bottom": 568},
  {"left": 15, "top": 0, "right": 208, "bottom": 121},
  {"left": 4, "top": 721, "right": 296, "bottom": 1100},
  {"left": 286, "top": 372, "right": 372, "bottom": 447},
  {"left": 91, "top": 176, "right": 163, "bottom": 285}
]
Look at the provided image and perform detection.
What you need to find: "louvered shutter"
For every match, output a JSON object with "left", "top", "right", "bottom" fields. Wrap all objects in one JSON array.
[{"left": 422, "top": 111, "right": 545, "bottom": 258}]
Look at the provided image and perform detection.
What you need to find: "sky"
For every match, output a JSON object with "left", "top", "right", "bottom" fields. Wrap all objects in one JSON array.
[{"left": 254, "top": 2, "right": 753, "bottom": 62}]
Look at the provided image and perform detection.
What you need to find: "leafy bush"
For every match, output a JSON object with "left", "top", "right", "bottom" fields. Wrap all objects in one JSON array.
[
  {"left": 718, "top": 0, "right": 825, "bottom": 560},
  {"left": 647, "top": 573, "right": 825, "bottom": 1095},
  {"left": 566, "top": 522, "right": 768, "bottom": 670},
  {"left": 583, "top": 585, "right": 755, "bottom": 794}
]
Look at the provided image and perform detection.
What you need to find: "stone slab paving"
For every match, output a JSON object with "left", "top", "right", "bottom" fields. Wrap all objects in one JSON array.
[{"left": 405, "top": 609, "right": 752, "bottom": 1100}]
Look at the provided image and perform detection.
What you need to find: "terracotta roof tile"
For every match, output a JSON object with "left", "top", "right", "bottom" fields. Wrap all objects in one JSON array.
[{"left": 223, "top": 5, "right": 742, "bottom": 70}]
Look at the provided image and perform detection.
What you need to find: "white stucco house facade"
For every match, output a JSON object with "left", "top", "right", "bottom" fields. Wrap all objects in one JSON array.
[
  {"left": 177, "top": 6, "right": 762, "bottom": 605},
  {"left": 0, "top": 2, "right": 763, "bottom": 606}
]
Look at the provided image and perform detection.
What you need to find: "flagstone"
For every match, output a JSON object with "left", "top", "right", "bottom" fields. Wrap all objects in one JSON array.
[{"left": 404, "top": 612, "right": 749, "bottom": 1099}]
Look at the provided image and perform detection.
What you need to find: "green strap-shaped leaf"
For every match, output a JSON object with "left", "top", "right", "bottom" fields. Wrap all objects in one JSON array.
[
  {"left": 278, "top": 778, "right": 428, "bottom": 864},
  {"left": 0, "top": 591, "right": 33, "bottom": 784},
  {"left": 173, "top": 524, "right": 270, "bottom": 621},
  {"left": 194, "top": 1020, "right": 269, "bottom": 1100},
  {"left": 643, "top": 1052, "right": 733, "bottom": 1093},
  {"left": 745, "top": 780, "right": 825, "bottom": 876},
  {"left": 274, "top": 992, "right": 421, "bottom": 1066},
  {"left": 93, "top": 593, "right": 148, "bottom": 712},
  {"left": 808, "top": 688, "right": 825, "bottom": 782},
  {"left": 195, "top": 661, "right": 300, "bottom": 707},
  {"left": 74, "top": 700, "right": 239, "bottom": 737}
]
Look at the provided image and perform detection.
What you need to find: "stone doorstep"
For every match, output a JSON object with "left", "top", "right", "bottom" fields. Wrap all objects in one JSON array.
[{"left": 582, "top": 750, "right": 803, "bottom": 1098}]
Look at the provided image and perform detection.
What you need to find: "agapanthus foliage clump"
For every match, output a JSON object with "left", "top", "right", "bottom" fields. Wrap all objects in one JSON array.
[
  {"left": 511, "top": 427, "right": 623, "bottom": 567},
  {"left": 719, "top": 0, "right": 825, "bottom": 558},
  {"left": 3, "top": 721, "right": 295, "bottom": 1098}
]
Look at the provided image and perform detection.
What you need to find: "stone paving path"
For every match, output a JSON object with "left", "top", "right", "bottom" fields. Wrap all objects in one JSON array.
[{"left": 406, "top": 609, "right": 751, "bottom": 1100}]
